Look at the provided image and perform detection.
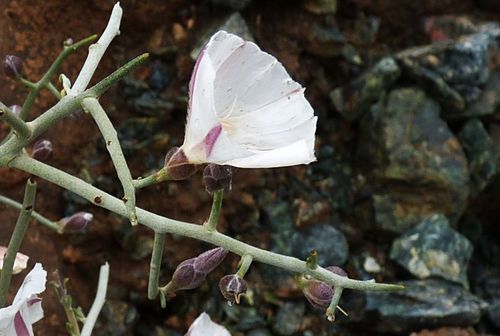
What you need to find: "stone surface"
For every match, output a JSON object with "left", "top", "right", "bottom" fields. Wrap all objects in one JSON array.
[
  {"left": 361, "top": 279, "right": 487, "bottom": 333},
  {"left": 330, "top": 57, "right": 401, "bottom": 121},
  {"left": 390, "top": 214, "right": 473, "bottom": 287},
  {"left": 357, "top": 88, "right": 469, "bottom": 233},
  {"left": 272, "top": 302, "right": 305, "bottom": 336},
  {"left": 458, "top": 118, "right": 500, "bottom": 195},
  {"left": 291, "top": 224, "right": 349, "bottom": 266}
]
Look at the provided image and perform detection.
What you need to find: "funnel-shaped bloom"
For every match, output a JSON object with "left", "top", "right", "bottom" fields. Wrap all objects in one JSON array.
[
  {"left": 0, "top": 263, "right": 46, "bottom": 336},
  {"left": 179, "top": 30, "right": 317, "bottom": 168}
]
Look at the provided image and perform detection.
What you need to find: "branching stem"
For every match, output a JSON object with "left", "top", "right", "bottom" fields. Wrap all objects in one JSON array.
[
  {"left": 148, "top": 232, "right": 166, "bottom": 300},
  {"left": 0, "top": 194, "right": 60, "bottom": 232},
  {"left": 204, "top": 190, "right": 224, "bottom": 232}
]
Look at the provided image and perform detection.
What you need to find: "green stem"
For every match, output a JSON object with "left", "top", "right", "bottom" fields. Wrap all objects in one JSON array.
[
  {"left": 0, "top": 179, "right": 37, "bottom": 307},
  {"left": 0, "top": 194, "right": 60, "bottom": 232},
  {"left": 46, "top": 82, "right": 62, "bottom": 99},
  {"left": 326, "top": 287, "right": 344, "bottom": 322},
  {"left": 18, "top": 78, "right": 37, "bottom": 90},
  {"left": 0, "top": 102, "right": 32, "bottom": 139},
  {"left": 81, "top": 97, "right": 137, "bottom": 225},
  {"left": 236, "top": 254, "right": 252, "bottom": 278},
  {"left": 0, "top": 53, "right": 149, "bottom": 167},
  {"left": 204, "top": 190, "right": 224, "bottom": 232},
  {"left": 148, "top": 232, "right": 166, "bottom": 300},
  {"left": 133, "top": 168, "right": 168, "bottom": 190},
  {"left": 9, "top": 154, "right": 404, "bottom": 292}
]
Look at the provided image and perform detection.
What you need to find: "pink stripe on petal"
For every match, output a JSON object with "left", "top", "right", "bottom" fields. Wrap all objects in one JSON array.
[
  {"left": 27, "top": 297, "right": 41, "bottom": 307},
  {"left": 14, "top": 312, "right": 30, "bottom": 336},
  {"left": 203, "top": 125, "right": 222, "bottom": 158}
]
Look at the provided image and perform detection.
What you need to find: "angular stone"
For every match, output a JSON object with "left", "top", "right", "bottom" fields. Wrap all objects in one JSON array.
[
  {"left": 458, "top": 118, "right": 500, "bottom": 195},
  {"left": 330, "top": 57, "right": 400, "bottom": 121},
  {"left": 465, "top": 69, "right": 500, "bottom": 118},
  {"left": 291, "top": 224, "right": 348, "bottom": 266},
  {"left": 362, "top": 279, "right": 487, "bottom": 333},
  {"left": 390, "top": 214, "right": 473, "bottom": 287},
  {"left": 357, "top": 88, "right": 469, "bottom": 233}
]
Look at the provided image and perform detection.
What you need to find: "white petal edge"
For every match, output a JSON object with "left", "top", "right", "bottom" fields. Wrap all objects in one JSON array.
[{"left": 186, "top": 312, "right": 231, "bottom": 336}]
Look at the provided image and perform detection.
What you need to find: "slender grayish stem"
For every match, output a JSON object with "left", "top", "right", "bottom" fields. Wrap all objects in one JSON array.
[
  {"left": 0, "top": 179, "right": 37, "bottom": 307},
  {"left": 0, "top": 194, "right": 60, "bottom": 232},
  {"left": 0, "top": 102, "right": 32, "bottom": 139},
  {"left": 80, "top": 262, "right": 109, "bottom": 336},
  {"left": 204, "top": 190, "right": 223, "bottom": 232},
  {"left": 133, "top": 170, "right": 165, "bottom": 190},
  {"left": 148, "top": 232, "right": 166, "bottom": 300},
  {"left": 81, "top": 97, "right": 137, "bottom": 225},
  {"left": 236, "top": 254, "right": 252, "bottom": 278},
  {"left": 326, "top": 287, "right": 344, "bottom": 322},
  {"left": 9, "top": 154, "right": 404, "bottom": 292},
  {"left": 46, "top": 82, "right": 63, "bottom": 99}
]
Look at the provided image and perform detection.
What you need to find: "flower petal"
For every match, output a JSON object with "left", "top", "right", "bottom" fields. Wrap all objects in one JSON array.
[
  {"left": 186, "top": 312, "right": 231, "bottom": 336},
  {"left": 0, "top": 246, "right": 29, "bottom": 275}
]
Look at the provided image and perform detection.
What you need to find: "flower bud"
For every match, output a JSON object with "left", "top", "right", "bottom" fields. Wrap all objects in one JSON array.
[
  {"left": 64, "top": 38, "right": 74, "bottom": 46},
  {"left": 219, "top": 274, "right": 248, "bottom": 305},
  {"left": 163, "top": 147, "right": 198, "bottom": 180},
  {"left": 301, "top": 266, "right": 348, "bottom": 310},
  {"left": 9, "top": 105, "right": 21, "bottom": 115},
  {"left": 169, "top": 258, "right": 207, "bottom": 291},
  {"left": 194, "top": 247, "right": 228, "bottom": 274},
  {"left": 31, "top": 139, "right": 53, "bottom": 162},
  {"left": 60, "top": 212, "right": 93, "bottom": 233},
  {"left": 3, "top": 55, "right": 23, "bottom": 78},
  {"left": 203, "top": 164, "right": 232, "bottom": 194}
]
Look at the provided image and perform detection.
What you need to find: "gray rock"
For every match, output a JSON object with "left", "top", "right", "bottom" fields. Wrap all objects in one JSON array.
[
  {"left": 357, "top": 88, "right": 469, "bottom": 233},
  {"left": 390, "top": 214, "right": 473, "bottom": 287},
  {"left": 291, "top": 224, "right": 349, "bottom": 266},
  {"left": 272, "top": 302, "right": 305, "bottom": 336},
  {"left": 465, "top": 69, "right": 500, "bottom": 117},
  {"left": 458, "top": 118, "right": 500, "bottom": 195},
  {"left": 362, "top": 279, "right": 487, "bottom": 333},
  {"left": 330, "top": 57, "right": 400, "bottom": 121}
]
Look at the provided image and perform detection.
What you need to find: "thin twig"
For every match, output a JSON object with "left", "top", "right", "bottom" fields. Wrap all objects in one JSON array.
[
  {"left": 0, "top": 194, "right": 60, "bottom": 232},
  {"left": 148, "top": 232, "right": 166, "bottom": 299},
  {"left": 10, "top": 154, "right": 404, "bottom": 292},
  {"left": 0, "top": 179, "right": 37, "bottom": 307},
  {"left": 70, "top": 3, "right": 123, "bottom": 95},
  {"left": 0, "top": 102, "right": 32, "bottom": 139},
  {"left": 81, "top": 97, "right": 137, "bottom": 225},
  {"left": 80, "top": 262, "right": 110, "bottom": 336},
  {"left": 236, "top": 254, "right": 253, "bottom": 278},
  {"left": 204, "top": 190, "right": 224, "bottom": 232}
]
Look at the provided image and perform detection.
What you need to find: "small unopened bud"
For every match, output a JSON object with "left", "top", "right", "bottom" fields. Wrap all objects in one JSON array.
[
  {"left": 64, "top": 38, "right": 74, "bottom": 46},
  {"left": 31, "top": 139, "right": 53, "bottom": 161},
  {"left": 60, "top": 212, "right": 93, "bottom": 233},
  {"left": 194, "top": 247, "right": 228, "bottom": 274},
  {"left": 3, "top": 55, "right": 23, "bottom": 78},
  {"left": 301, "top": 266, "right": 347, "bottom": 310},
  {"left": 219, "top": 274, "right": 248, "bottom": 305},
  {"left": 9, "top": 105, "right": 21, "bottom": 115},
  {"left": 203, "top": 164, "right": 232, "bottom": 194},
  {"left": 169, "top": 258, "right": 207, "bottom": 291},
  {"left": 163, "top": 147, "right": 197, "bottom": 180}
]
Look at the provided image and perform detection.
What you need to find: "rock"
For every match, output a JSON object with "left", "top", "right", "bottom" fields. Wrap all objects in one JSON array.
[
  {"left": 357, "top": 88, "right": 469, "bottom": 233},
  {"left": 465, "top": 69, "right": 500, "bottom": 118},
  {"left": 474, "top": 276, "right": 500, "bottom": 329},
  {"left": 291, "top": 224, "right": 349, "bottom": 266},
  {"left": 248, "top": 329, "right": 272, "bottom": 336},
  {"left": 458, "top": 118, "right": 500, "bottom": 195},
  {"left": 303, "top": 0, "right": 337, "bottom": 15},
  {"left": 361, "top": 279, "right": 487, "bottom": 333},
  {"left": 223, "top": 305, "right": 266, "bottom": 331},
  {"left": 121, "top": 77, "right": 174, "bottom": 117},
  {"left": 97, "top": 300, "right": 139, "bottom": 336},
  {"left": 390, "top": 214, "right": 473, "bottom": 287},
  {"left": 272, "top": 302, "right": 305, "bottom": 335},
  {"left": 330, "top": 57, "right": 401, "bottom": 121},
  {"left": 210, "top": 0, "right": 253, "bottom": 10},
  {"left": 191, "top": 13, "right": 254, "bottom": 60}
]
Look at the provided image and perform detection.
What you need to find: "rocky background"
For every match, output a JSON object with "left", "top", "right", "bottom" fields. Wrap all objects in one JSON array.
[{"left": 1, "top": 0, "right": 500, "bottom": 335}]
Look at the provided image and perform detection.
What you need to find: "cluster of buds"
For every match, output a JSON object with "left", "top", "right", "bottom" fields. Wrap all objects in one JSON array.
[
  {"left": 300, "top": 266, "right": 348, "bottom": 320},
  {"left": 160, "top": 247, "right": 228, "bottom": 301}
]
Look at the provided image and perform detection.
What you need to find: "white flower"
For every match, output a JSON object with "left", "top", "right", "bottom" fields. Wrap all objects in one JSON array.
[
  {"left": 179, "top": 30, "right": 317, "bottom": 168},
  {"left": 186, "top": 312, "right": 231, "bottom": 336},
  {"left": 0, "top": 263, "right": 46, "bottom": 336},
  {"left": 0, "top": 247, "right": 29, "bottom": 275}
]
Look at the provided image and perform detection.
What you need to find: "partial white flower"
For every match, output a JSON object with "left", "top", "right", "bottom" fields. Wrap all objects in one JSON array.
[
  {"left": 0, "top": 246, "right": 29, "bottom": 275},
  {"left": 178, "top": 30, "right": 317, "bottom": 168},
  {"left": 0, "top": 263, "right": 47, "bottom": 336},
  {"left": 186, "top": 312, "right": 231, "bottom": 336}
]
